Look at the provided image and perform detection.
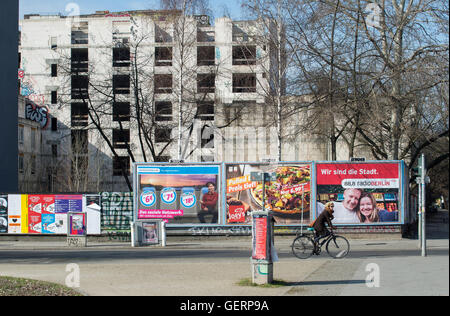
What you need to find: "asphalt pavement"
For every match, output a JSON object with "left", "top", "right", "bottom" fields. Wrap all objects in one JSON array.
[{"left": 0, "top": 210, "right": 448, "bottom": 296}]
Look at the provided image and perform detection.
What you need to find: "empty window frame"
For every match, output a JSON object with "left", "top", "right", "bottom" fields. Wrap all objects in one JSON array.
[
  {"left": 51, "top": 64, "right": 58, "bottom": 77},
  {"left": 196, "top": 101, "right": 214, "bottom": 121},
  {"left": 18, "top": 154, "right": 24, "bottom": 173},
  {"left": 197, "top": 46, "right": 215, "bottom": 66},
  {"left": 71, "top": 22, "right": 89, "bottom": 45},
  {"left": 232, "top": 73, "right": 257, "bottom": 93},
  {"left": 113, "top": 47, "right": 130, "bottom": 67},
  {"left": 201, "top": 155, "right": 214, "bottom": 162},
  {"left": 113, "top": 102, "right": 131, "bottom": 122},
  {"left": 154, "top": 156, "right": 170, "bottom": 162},
  {"left": 71, "top": 102, "right": 89, "bottom": 127},
  {"left": 51, "top": 117, "right": 58, "bottom": 131},
  {"left": 51, "top": 91, "right": 57, "bottom": 104},
  {"left": 113, "top": 156, "right": 130, "bottom": 176},
  {"left": 200, "top": 125, "right": 214, "bottom": 149},
  {"left": 50, "top": 36, "right": 57, "bottom": 49},
  {"left": 71, "top": 129, "right": 88, "bottom": 155},
  {"left": 155, "top": 24, "right": 172, "bottom": 43},
  {"left": 155, "top": 47, "right": 172, "bottom": 66},
  {"left": 112, "top": 129, "right": 130, "bottom": 149},
  {"left": 71, "top": 48, "right": 89, "bottom": 73},
  {"left": 232, "top": 46, "right": 256, "bottom": 65},
  {"left": 71, "top": 75, "right": 89, "bottom": 99},
  {"left": 197, "top": 28, "right": 215, "bottom": 42},
  {"left": 155, "top": 101, "right": 172, "bottom": 121},
  {"left": 154, "top": 74, "right": 172, "bottom": 94},
  {"left": 18, "top": 125, "right": 24, "bottom": 144},
  {"left": 113, "top": 75, "right": 130, "bottom": 95},
  {"left": 197, "top": 74, "right": 215, "bottom": 93},
  {"left": 155, "top": 127, "right": 171, "bottom": 143}
]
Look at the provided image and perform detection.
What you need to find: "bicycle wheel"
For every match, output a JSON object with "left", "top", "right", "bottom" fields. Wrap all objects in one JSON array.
[
  {"left": 292, "top": 235, "right": 315, "bottom": 259},
  {"left": 326, "top": 235, "right": 350, "bottom": 259}
]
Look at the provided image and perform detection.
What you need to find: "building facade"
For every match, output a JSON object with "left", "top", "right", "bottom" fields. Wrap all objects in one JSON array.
[{"left": 19, "top": 10, "right": 358, "bottom": 192}]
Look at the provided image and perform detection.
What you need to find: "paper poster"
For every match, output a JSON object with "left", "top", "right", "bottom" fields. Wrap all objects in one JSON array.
[
  {"left": 7, "top": 195, "right": 22, "bottom": 234},
  {"left": 141, "top": 222, "right": 159, "bottom": 245},
  {"left": 21, "top": 195, "right": 28, "bottom": 234},
  {"left": 0, "top": 195, "right": 8, "bottom": 233},
  {"left": 252, "top": 216, "right": 268, "bottom": 260},
  {"left": 28, "top": 195, "right": 42, "bottom": 234}
]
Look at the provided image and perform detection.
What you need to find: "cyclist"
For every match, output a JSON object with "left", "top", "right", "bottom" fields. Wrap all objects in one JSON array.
[{"left": 311, "top": 201, "right": 337, "bottom": 243}]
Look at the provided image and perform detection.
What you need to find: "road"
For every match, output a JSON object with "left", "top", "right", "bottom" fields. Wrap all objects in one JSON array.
[{"left": 0, "top": 209, "right": 448, "bottom": 296}]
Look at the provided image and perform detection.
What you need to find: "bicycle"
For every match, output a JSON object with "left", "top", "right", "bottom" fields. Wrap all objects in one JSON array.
[{"left": 291, "top": 228, "right": 350, "bottom": 259}]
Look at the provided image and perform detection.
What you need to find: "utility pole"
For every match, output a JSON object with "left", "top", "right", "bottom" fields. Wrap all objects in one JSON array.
[
  {"left": 414, "top": 154, "right": 429, "bottom": 257},
  {"left": 420, "top": 154, "right": 428, "bottom": 257}
]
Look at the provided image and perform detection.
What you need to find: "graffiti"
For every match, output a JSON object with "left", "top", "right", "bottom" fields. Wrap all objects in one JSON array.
[
  {"left": 106, "top": 231, "right": 131, "bottom": 242},
  {"left": 101, "top": 192, "right": 133, "bottom": 231},
  {"left": 25, "top": 100, "right": 50, "bottom": 129},
  {"left": 188, "top": 226, "right": 252, "bottom": 236},
  {"left": 67, "top": 236, "right": 87, "bottom": 247},
  {"left": 20, "top": 82, "right": 35, "bottom": 97}
]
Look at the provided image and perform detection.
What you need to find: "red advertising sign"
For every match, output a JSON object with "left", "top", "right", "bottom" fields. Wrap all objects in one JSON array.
[
  {"left": 228, "top": 205, "right": 247, "bottom": 223},
  {"left": 316, "top": 162, "right": 402, "bottom": 224},
  {"left": 252, "top": 217, "right": 268, "bottom": 260},
  {"left": 41, "top": 195, "right": 55, "bottom": 214},
  {"left": 317, "top": 163, "right": 399, "bottom": 187}
]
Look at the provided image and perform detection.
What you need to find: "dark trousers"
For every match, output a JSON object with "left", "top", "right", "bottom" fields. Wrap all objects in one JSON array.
[
  {"left": 314, "top": 229, "right": 330, "bottom": 242},
  {"left": 198, "top": 206, "right": 218, "bottom": 223}
]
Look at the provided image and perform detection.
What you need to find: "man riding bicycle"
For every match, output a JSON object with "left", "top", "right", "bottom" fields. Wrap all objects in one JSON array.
[{"left": 311, "top": 202, "right": 337, "bottom": 243}]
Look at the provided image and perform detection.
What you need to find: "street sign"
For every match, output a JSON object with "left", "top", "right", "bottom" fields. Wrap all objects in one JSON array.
[{"left": 250, "top": 172, "right": 277, "bottom": 182}]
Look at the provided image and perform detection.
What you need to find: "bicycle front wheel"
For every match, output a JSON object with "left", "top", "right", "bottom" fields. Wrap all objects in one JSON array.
[
  {"left": 326, "top": 236, "right": 350, "bottom": 259},
  {"left": 292, "top": 235, "right": 315, "bottom": 259}
]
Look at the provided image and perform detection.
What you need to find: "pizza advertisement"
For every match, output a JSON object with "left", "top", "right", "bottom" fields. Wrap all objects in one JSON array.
[{"left": 225, "top": 163, "right": 312, "bottom": 225}]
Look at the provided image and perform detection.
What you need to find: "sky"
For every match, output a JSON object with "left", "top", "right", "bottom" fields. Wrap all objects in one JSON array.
[{"left": 19, "top": 0, "right": 245, "bottom": 21}]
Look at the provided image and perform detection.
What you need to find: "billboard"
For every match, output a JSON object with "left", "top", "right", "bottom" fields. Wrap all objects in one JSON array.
[
  {"left": 134, "top": 164, "right": 221, "bottom": 224},
  {"left": 316, "top": 162, "right": 402, "bottom": 224},
  {"left": 1, "top": 194, "right": 100, "bottom": 235},
  {"left": 225, "top": 163, "right": 312, "bottom": 225}
]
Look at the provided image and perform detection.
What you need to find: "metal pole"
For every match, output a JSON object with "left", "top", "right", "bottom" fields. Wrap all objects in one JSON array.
[
  {"left": 417, "top": 180, "right": 422, "bottom": 249},
  {"left": 421, "top": 154, "right": 427, "bottom": 257}
]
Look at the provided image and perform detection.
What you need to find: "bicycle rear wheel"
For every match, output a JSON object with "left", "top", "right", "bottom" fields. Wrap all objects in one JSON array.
[
  {"left": 292, "top": 235, "right": 315, "bottom": 259},
  {"left": 326, "top": 235, "right": 350, "bottom": 259}
]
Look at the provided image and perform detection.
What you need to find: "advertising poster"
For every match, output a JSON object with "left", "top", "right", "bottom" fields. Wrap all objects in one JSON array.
[
  {"left": 141, "top": 222, "right": 159, "bottom": 245},
  {"left": 136, "top": 165, "right": 220, "bottom": 224},
  {"left": 21, "top": 195, "right": 28, "bottom": 234},
  {"left": 225, "top": 163, "right": 312, "bottom": 225},
  {"left": 7, "top": 195, "right": 22, "bottom": 234},
  {"left": 68, "top": 213, "right": 86, "bottom": 236},
  {"left": 41, "top": 195, "right": 56, "bottom": 234},
  {"left": 0, "top": 195, "right": 8, "bottom": 233},
  {"left": 28, "top": 195, "right": 42, "bottom": 234},
  {"left": 252, "top": 215, "right": 268, "bottom": 260},
  {"left": 316, "top": 162, "right": 402, "bottom": 224},
  {"left": 55, "top": 195, "right": 83, "bottom": 213}
]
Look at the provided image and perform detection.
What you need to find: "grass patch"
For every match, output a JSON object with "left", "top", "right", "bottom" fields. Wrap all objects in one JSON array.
[
  {"left": 237, "top": 278, "right": 291, "bottom": 288},
  {"left": 0, "top": 276, "right": 83, "bottom": 296}
]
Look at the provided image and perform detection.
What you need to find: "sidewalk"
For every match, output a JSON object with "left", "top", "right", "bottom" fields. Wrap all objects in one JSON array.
[{"left": 0, "top": 210, "right": 448, "bottom": 296}]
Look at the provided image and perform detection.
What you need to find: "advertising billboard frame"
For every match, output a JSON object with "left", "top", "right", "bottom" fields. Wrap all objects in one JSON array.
[
  {"left": 223, "top": 161, "right": 314, "bottom": 227},
  {"left": 133, "top": 162, "right": 223, "bottom": 227},
  {"left": 314, "top": 160, "right": 406, "bottom": 226}
]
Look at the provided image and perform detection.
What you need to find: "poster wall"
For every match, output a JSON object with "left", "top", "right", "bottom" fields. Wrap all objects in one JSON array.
[
  {"left": 316, "top": 162, "right": 402, "bottom": 224},
  {"left": 1, "top": 194, "right": 100, "bottom": 235},
  {"left": 0, "top": 195, "right": 8, "bottom": 233},
  {"left": 135, "top": 164, "right": 221, "bottom": 224},
  {"left": 225, "top": 163, "right": 312, "bottom": 225}
]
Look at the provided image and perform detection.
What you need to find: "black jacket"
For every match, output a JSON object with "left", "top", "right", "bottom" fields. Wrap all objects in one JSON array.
[{"left": 313, "top": 210, "right": 334, "bottom": 233}]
